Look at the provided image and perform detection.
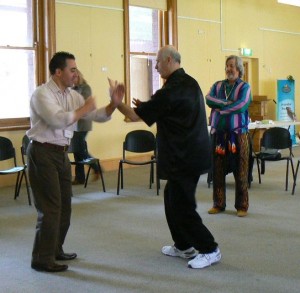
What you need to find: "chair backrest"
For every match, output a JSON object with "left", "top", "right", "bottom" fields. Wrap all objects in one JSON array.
[
  {"left": 0, "top": 136, "right": 17, "bottom": 165},
  {"left": 260, "top": 127, "right": 292, "bottom": 150},
  {"left": 21, "top": 135, "right": 30, "bottom": 164},
  {"left": 123, "top": 130, "right": 156, "bottom": 155}
]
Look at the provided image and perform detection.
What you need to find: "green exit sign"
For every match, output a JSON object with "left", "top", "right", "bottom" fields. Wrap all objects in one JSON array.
[{"left": 241, "top": 48, "right": 253, "bottom": 56}]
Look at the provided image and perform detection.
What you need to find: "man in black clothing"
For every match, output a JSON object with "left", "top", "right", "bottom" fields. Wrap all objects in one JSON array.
[{"left": 116, "top": 45, "right": 221, "bottom": 269}]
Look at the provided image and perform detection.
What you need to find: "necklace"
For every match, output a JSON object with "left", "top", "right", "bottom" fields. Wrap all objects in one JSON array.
[{"left": 225, "top": 83, "right": 236, "bottom": 100}]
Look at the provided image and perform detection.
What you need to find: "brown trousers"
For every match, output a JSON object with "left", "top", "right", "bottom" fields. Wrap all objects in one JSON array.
[{"left": 27, "top": 142, "right": 72, "bottom": 264}]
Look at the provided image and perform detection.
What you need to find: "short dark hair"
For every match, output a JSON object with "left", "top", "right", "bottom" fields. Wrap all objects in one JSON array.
[{"left": 49, "top": 51, "right": 75, "bottom": 75}]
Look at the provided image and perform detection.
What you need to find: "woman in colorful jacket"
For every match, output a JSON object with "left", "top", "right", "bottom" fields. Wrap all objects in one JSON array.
[{"left": 206, "top": 55, "right": 252, "bottom": 217}]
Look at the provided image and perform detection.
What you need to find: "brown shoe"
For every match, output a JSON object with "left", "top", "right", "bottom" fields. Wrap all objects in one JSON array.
[
  {"left": 237, "top": 210, "right": 248, "bottom": 217},
  {"left": 72, "top": 179, "right": 85, "bottom": 185},
  {"left": 208, "top": 207, "right": 225, "bottom": 214},
  {"left": 91, "top": 172, "right": 100, "bottom": 182},
  {"left": 31, "top": 262, "right": 68, "bottom": 272}
]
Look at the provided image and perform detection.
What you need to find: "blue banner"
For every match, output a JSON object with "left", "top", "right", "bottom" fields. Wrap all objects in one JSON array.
[{"left": 277, "top": 79, "right": 296, "bottom": 144}]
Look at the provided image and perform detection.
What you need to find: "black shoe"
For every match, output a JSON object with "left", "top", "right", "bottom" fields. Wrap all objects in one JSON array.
[
  {"left": 56, "top": 252, "right": 77, "bottom": 261},
  {"left": 31, "top": 262, "right": 68, "bottom": 272}
]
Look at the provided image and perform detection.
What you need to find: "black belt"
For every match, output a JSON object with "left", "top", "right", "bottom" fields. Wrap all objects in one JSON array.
[{"left": 31, "top": 140, "right": 69, "bottom": 152}]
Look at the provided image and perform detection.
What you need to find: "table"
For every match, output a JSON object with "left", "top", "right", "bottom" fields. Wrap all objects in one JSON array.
[
  {"left": 248, "top": 120, "right": 300, "bottom": 130},
  {"left": 249, "top": 120, "right": 300, "bottom": 151}
]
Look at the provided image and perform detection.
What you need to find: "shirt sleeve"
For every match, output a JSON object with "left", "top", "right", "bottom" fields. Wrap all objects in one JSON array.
[
  {"left": 32, "top": 87, "right": 80, "bottom": 128},
  {"left": 220, "top": 83, "right": 252, "bottom": 115},
  {"left": 84, "top": 107, "right": 111, "bottom": 122},
  {"left": 205, "top": 82, "right": 228, "bottom": 109}
]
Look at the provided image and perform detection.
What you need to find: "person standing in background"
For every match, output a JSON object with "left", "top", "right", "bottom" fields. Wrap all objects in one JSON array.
[
  {"left": 72, "top": 69, "right": 100, "bottom": 185},
  {"left": 206, "top": 55, "right": 252, "bottom": 217},
  {"left": 27, "top": 51, "right": 124, "bottom": 272}
]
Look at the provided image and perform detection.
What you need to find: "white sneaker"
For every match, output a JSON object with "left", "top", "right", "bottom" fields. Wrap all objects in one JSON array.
[
  {"left": 188, "top": 247, "right": 221, "bottom": 269},
  {"left": 161, "top": 246, "right": 198, "bottom": 259}
]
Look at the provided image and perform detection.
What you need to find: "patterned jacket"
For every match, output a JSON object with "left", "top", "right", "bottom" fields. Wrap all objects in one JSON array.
[{"left": 206, "top": 78, "right": 252, "bottom": 134}]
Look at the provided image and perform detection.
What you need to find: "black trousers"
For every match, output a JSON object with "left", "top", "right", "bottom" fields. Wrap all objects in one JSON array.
[
  {"left": 164, "top": 173, "right": 218, "bottom": 254},
  {"left": 72, "top": 131, "right": 99, "bottom": 182},
  {"left": 27, "top": 142, "right": 72, "bottom": 264}
]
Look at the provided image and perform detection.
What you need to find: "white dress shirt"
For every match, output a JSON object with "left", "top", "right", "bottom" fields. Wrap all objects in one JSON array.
[{"left": 27, "top": 77, "right": 111, "bottom": 146}]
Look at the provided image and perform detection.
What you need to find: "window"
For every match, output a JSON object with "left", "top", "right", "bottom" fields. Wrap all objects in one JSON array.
[
  {"left": 124, "top": 0, "right": 177, "bottom": 113},
  {"left": 278, "top": 0, "right": 300, "bottom": 7},
  {"left": 0, "top": 0, "right": 55, "bottom": 130},
  {"left": 129, "top": 6, "right": 160, "bottom": 105}
]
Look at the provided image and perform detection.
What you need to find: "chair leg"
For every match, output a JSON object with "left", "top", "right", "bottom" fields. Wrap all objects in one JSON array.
[
  {"left": 150, "top": 162, "right": 154, "bottom": 184},
  {"left": 285, "top": 158, "right": 295, "bottom": 192},
  {"left": 117, "top": 161, "right": 122, "bottom": 195},
  {"left": 16, "top": 172, "right": 23, "bottom": 199},
  {"left": 285, "top": 159, "right": 289, "bottom": 191},
  {"left": 120, "top": 162, "right": 124, "bottom": 189},
  {"left": 248, "top": 155, "right": 254, "bottom": 188},
  {"left": 97, "top": 160, "right": 106, "bottom": 192},
  {"left": 149, "top": 163, "right": 153, "bottom": 189},
  {"left": 84, "top": 166, "right": 92, "bottom": 188},
  {"left": 261, "top": 160, "right": 265, "bottom": 174},
  {"left": 207, "top": 169, "right": 212, "bottom": 188},
  {"left": 14, "top": 170, "right": 31, "bottom": 205},
  {"left": 292, "top": 160, "right": 300, "bottom": 195},
  {"left": 24, "top": 171, "right": 32, "bottom": 205},
  {"left": 256, "top": 157, "right": 261, "bottom": 184},
  {"left": 156, "top": 163, "right": 159, "bottom": 196},
  {"left": 291, "top": 158, "right": 295, "bottom": 181},
  {"left": 14, "top": 173, "right": 21, "bottom": 199}
]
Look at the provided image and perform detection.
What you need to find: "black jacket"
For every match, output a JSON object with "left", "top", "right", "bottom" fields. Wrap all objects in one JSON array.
[{"left": 135, "top": 68, "right": 211, "bottom": 180}]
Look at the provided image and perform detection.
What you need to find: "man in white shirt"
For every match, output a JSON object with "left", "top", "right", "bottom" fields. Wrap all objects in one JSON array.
[{"left": 27, "top": 51, "right": 124, "bottom": 272}]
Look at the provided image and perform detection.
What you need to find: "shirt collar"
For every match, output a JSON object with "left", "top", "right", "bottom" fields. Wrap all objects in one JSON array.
[
  {"left": 225, "top": 78, "right": 242, "bottom": 86},
  {"left": 47, "top": 76, "right": 71, "bottom": 94},
  {"left": 165, "top": 68, "right": 185, "bottom": 84}
]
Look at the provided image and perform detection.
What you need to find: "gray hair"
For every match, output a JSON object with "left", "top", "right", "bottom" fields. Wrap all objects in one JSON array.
[
  {"left": 226, "top": 55, "right": 244, "bottom": 78},
  {"left": 160, "top": 45, "right": 181, "bottom": 64}
]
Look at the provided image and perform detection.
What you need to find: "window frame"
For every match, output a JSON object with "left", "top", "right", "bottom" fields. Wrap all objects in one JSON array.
[
  {"left": 0, "top": 0, "right": 56, "bottom": 131},
  {"left": 123, "top": 0, "right": 177, "bottom": 120}
]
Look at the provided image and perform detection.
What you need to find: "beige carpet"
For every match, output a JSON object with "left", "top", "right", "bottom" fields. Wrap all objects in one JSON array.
[{"left": 1, "top": 150, "right": 300, "bottom": 293}]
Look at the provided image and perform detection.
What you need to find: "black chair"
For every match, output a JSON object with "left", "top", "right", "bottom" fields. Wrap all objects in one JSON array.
[
  {"left": 292, "top": 160, "right": 300, "bottom": 195},
  {"left": 19, "top": 134, "right": 32, "bottom": 203},
  {"left": 254, "top": 127, "right": 294, "bottom": 191},
  {"left": 117, "top": 130, "right": 159, "bottom": 195},
  {"left": 20, "top": 134, "right": 30, "bottom": 166},
  {"left": 0, "top": 136, "right": 31, "bottom": 205},
  {"left": 68, "top": 139, "right": 106, "bottom": 192}
]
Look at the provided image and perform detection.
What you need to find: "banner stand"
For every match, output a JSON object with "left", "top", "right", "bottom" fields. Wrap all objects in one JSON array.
[{"left": 277, "top": 79, "right": 296, "bottom": 145}]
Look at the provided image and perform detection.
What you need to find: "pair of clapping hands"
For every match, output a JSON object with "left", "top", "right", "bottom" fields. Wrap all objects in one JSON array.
[
  {"left": 108, "top": 78, "right": 125, "bottom": 108},
  {"left": 108, "top": 78, "right": 141, "bottom": 108},
  {"left": 84, "top": 78, "right": 141, "bottom": 111}
]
